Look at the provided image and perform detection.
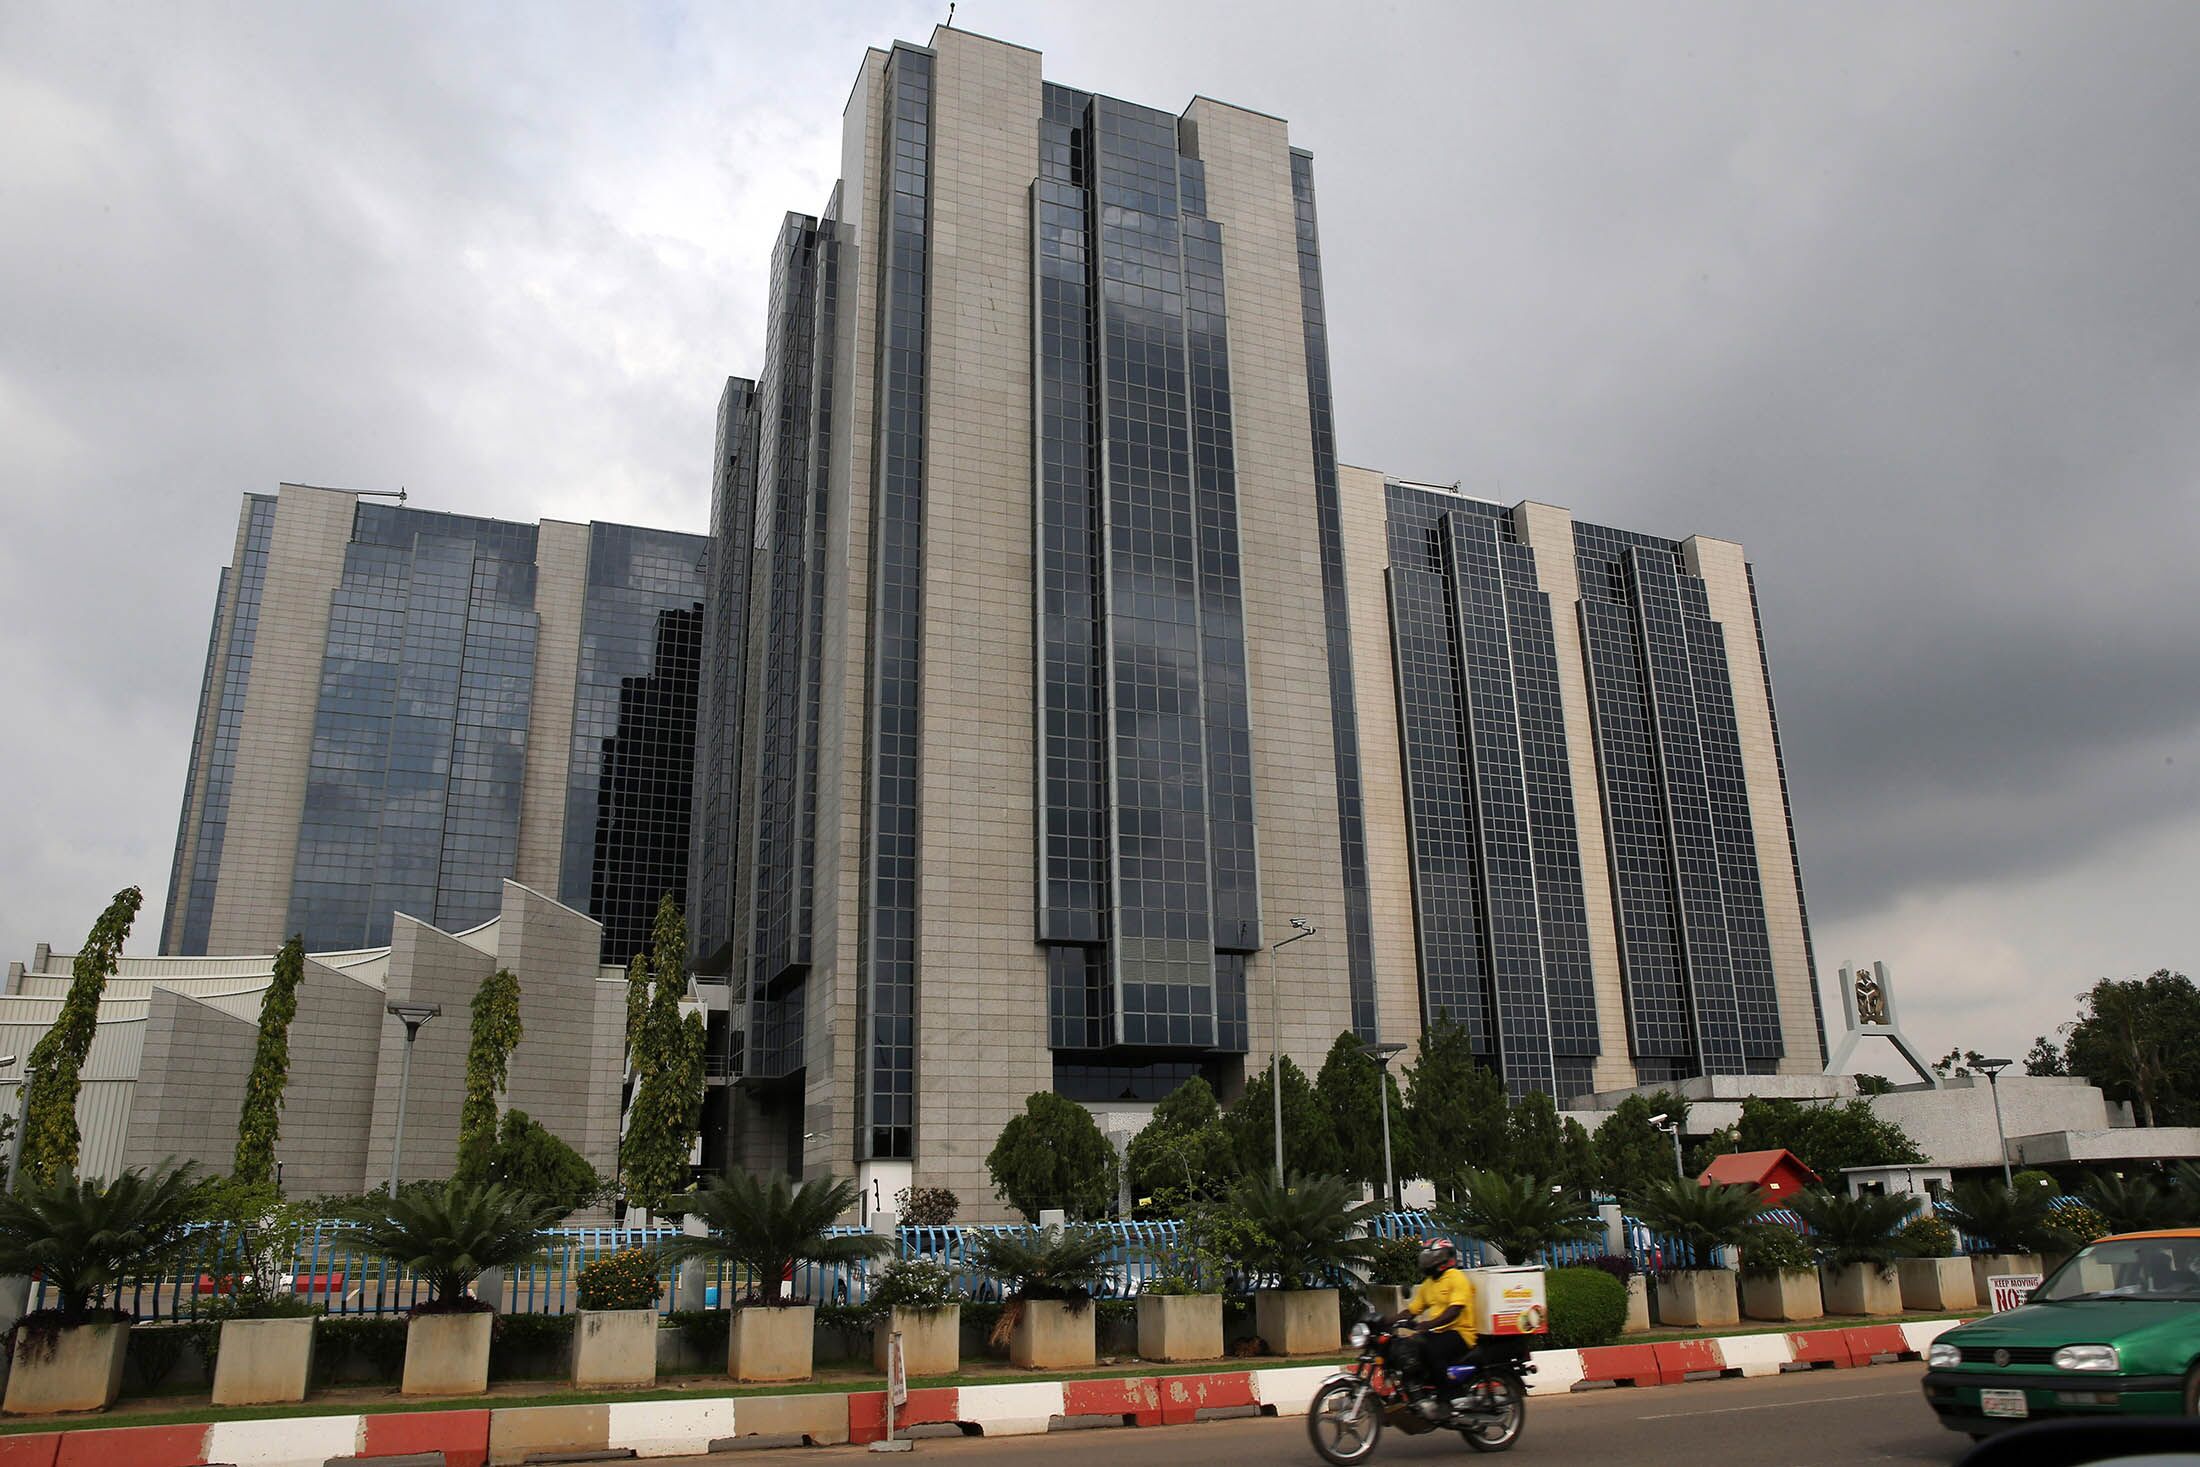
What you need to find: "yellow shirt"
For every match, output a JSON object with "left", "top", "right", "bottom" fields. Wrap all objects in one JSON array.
[{"left": 1405, "top": 1268, "right": 1478, "bottom": 1344}]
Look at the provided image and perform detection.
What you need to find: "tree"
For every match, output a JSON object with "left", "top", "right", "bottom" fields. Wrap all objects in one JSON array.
[
  {"left": 0, "top": 1161, "right": 202, "bottom": 1321},
  {"left": 620, "top": 896, "right": 706, "bottom": 1215},
  {"left": 1436, "top": 1169, "right": 1601, "bottom": 1264},
  {"left": 1732, "top": 1097, "right": 1925, "bottom": 1183},
  {"left": 660, "top": 1172, "right": 888, "bottom": 1305},
  {"left": 1402, "top": 1015, "right": 1508, "bottom": 1191},
  {"left": 1787, "top": 1188, "right": 1918, "bottom": 1269},
  {"left": 1220, "top": 1172, "right": 1380, "bottom": 1288},
  {"left": 1684, "top": 1124, "right": 1741, "bottom": 1178},
  {"left": 2024, "top": 1037, "right": 2067, "bottom": 1077},
  {"left": 233, "top": 935, "right": 307, "bottom": 1188},
  {"left": 487, "top": 1108, "right": 604, "bottom": 1214},
  {"left": 1314, "top": 1031, "right": 1412, "bottom": 1190},
  {"left": 1125, "top": 1077, "right": 1237, "bottom": 1216},
  {"left": 1506, "top": 1091, "right": 1564, "bottom": 1176},
  {"left": 455, "top": 968, "right": 523, "bottom": 1185},
  {"left": 2079, "top": 1171, "right": 2184, "bottom": 1236},
  {"left": 1852, "top": 1074, "right": 1897, "bottom": 1095},
  {"left": 1226, "top": 1056, "right": 1343, "bottom": 1183},
  {"left": 338, "top": 1180, "right": 565, "bottom": 1306},
  {"left": 1553, "top": 1117, "right": 1602, "bottom": 1200},
  {"left": 1934, "top": 1048, "right": 1990, "bottom": 1079},
  {"left": 986, "top": 1092, "right": 1120, "bottom": 1221},
  {"left": 1628, "top": 1177, "right": 1765, "bottom": 1265},
  {"left": 20, "top": 886, "right": 142, "bottom": 1185},
  {"left": 1593, "top": 1092, "right": 1688, "bottom": 1198},
  {"left": 622, "top": 954, "right": 649, "bottom": 1067},
  {"left": 1942, "top": 1179, "right": 2060, "bottom": 1255},
  {"left": 2059, "top": 971, "right": 2200, "bottom": 1127}
]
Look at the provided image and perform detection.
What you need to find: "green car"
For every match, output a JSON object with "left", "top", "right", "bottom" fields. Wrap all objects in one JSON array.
[{"left": 1923, "top": 1230, "right": 2200, "bottom": 1437}]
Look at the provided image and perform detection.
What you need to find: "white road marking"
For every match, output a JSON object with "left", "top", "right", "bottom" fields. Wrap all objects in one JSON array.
[{"left": 1638, "top": 1389, "right": 1913, "bottom": 1421}]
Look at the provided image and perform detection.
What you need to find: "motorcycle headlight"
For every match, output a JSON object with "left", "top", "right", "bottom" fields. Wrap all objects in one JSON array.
[
  {"left": 1347, "top": 1322, "right": 1372, "bottom": 1348},
  {"left": 1927, "top": 1342, "right": 1961, "bottom": 1368},
  {"left": 2053, "top": 1345, "right": 2119, "bottom": 1372}
]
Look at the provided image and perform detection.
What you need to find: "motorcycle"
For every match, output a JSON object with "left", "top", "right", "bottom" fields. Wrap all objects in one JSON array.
[{"left": 1306, "top": 1311, "right": 1530, "bottom": 1462}]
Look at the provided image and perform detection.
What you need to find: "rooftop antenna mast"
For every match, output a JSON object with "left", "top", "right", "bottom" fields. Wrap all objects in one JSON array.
[{"left": 945, "top": 3, "right": 955, "bottom": 26}]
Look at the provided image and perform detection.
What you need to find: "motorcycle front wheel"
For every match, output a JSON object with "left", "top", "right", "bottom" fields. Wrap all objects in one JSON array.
[
  {"left": 1307, "top": 1377, "right": 1384, "bottom": 1465},
  {"left": 1458, "top": 1372, "right": 1526, "bottom": 1452}
]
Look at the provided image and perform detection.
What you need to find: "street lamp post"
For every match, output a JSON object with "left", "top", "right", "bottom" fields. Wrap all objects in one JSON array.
[
  {"left": 1650, "top": 1112, "right": 1684, "bottom": 1179},
  {"left": 1361, "top": 1041, "right": 1407, "bottom": 1210},
  {"left": 385, "top": 1003, "right": 442, "bottom": 1196},
  {"left": 1974, "top": 1058, "right": 2015, "bottom": 1190},
  {"left": 1270, "top": 919, "right": 1317, "bottom": 1186}
]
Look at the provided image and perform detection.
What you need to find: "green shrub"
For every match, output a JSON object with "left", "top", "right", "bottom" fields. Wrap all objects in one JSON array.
[
  {"left": 894, "top": 1186, "right": 960, "bottom": 1228},
  {"left": 576, "top": 1248, "right": 662, "bottom": 1311},
  {"left": 312, "top": 1317, "right": 408, "bottom": 1386},
  {"left": 124, "top": 1323, "right": 196, "bottom": 1394},
  {"left": 490, "top": 1312, "right": 574, "bottom": 1380},
  {"left": 1900, "top": 1213, "right": 1957, "bottom": 1258},
  {"left": 1361, "top": 1236, "right": 1423, "bottom": 1287},
  {"left": 664, "top": 1308, "right": 725, "bottom": 1361},
  {"left": 1544, "top": 1266, "right": 1626, "bottom": 1349},
  {"left": 2048, "top": 1202, "right": 2110, "bottom": 1247},
  {"left": 1739, "top": 1224, "right": 1814, "bottom": 1277},
  {"left": 865, "top": 1257, "right": 963, "bottom": 1319}
]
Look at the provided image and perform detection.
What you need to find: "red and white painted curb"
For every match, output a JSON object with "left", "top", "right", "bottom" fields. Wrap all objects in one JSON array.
[{"left": 0, "top": 1320, "right": 1962, "bottom": 1466}]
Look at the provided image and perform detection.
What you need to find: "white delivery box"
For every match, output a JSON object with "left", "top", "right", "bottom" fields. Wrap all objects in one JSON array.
[{"left": 1466, "top": 1266, "right": 1548, "bottom": 1337}]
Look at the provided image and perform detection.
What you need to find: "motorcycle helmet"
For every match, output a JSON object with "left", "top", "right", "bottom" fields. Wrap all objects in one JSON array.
[{"left": 1418, "top": 1238, "right": 1459, "bottom": 1277}]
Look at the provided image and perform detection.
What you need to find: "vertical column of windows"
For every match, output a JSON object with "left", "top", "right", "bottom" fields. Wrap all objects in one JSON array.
[
  {"left": 795, "top": 224, "right": 841, "bottom": 968},
  {"left": 368, "top": 537, "right": 474, "bottom": 941},
  {"left": 1625, "top": 549, "right": 1744, "bottom": 1073},
  {"left": 1182, "top": 208, "right": 1261, "bottom": 956},
  {"left": 162, "top": 563, "right": 230, "bottom": 951},
  {"left": 1442, "top": 513, "right": 1556, "bottom": 1095},
  {"left": 561, "top": 524, "right": 707, "bottom": 965},
  {"left": 858, "top": 46, "right": 933, "bottom": 1160},
  {"left": 434, "top": 553, "right": 539, "bottom": 933},
  {"left": 1748, "top": 562, "right": 1829, "bottom": 1064},
  {"left": 1383, "top": 487, "right": 1495, "bottom": 1051},
  {"left": 1289, "top": 151, "right": 1378, "bottom": 1040},
  {"left": 179, "top": 495, "right": 276, "bottom": 954},
  {"left": 691, "top": 379, "right": 759, "bottom": 973}
]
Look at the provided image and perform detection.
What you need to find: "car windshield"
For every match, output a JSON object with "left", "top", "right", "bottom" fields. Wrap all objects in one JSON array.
[{"left": 2035, "top": 1237, "right": 2200, "bottom": 1302}]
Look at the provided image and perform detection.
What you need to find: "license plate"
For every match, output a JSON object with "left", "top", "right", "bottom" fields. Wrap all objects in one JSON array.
[{"left": 1980, "top": 1389, "right": 2029, "bottom": 1419}]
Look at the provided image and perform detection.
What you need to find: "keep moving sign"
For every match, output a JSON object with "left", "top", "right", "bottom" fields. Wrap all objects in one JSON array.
[{"left": 1988, "top": 1274, "right": 2041, "bottom": 1312}]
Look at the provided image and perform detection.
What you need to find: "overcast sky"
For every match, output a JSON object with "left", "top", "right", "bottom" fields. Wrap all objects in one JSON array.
[{"left": 3, "top": 1, "right": 2193, "bottom": 1073}]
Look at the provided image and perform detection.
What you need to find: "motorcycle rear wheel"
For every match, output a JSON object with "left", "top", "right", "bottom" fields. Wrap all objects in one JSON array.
[
  {"left": 1458, "top": 1372, "right": 1526, "bottom": 1452},
  {"left": 1307, "top": 1378, "right": 1384, "bottom": 1465}
]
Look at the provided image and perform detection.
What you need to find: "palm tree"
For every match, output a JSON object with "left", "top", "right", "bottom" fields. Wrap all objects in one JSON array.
[
  {"left": 1435, "top": 1170, "right": 1602, "bottom": 1264},
  {"left": 337, "top": 1179, "right": 566, "bottom": 1308},
  {"left": 1788, "top": 1189, "right": 1918, "bottom": 1270},
  {"left": 967, "top": 1226, "right": 1117, "bottom": 1302},
  {"left": 1222, "top": 1172, "right": 1381, "bottom": 1290},
  {"left": 1628, "top": 1177, "right": 1765, "bottom": 1268},
  {"left": 2080, "top": 1172, "right": 2184, "bottom": 1236},
  {"left": 1941, "top": 1179, "right": 2059, "bottom": 1255},
  {"left": 658, "top": 1172, "right": 888, "bottom": 1305},
  {"left": 2173, "top": 1162, "right": 2200, "bottom": 1226},
  {"left": 0, "top": 1162, "right": 202, "bottom": 1322}
]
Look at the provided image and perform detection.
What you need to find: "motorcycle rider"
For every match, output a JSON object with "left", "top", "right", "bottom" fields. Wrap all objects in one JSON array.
[{"left": 1388, "top": 1238, "right": 1478, "bottom": 1413}]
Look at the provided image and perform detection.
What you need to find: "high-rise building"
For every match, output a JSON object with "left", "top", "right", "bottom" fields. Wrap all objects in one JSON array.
[
  {"left": 689, "top": 25, "right": 1826, "bottom": 1209},
  {"left": 162, "top": 483, "right": 705, "bottom": 966}
]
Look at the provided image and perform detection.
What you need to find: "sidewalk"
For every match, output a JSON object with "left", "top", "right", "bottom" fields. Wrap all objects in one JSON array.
[{"left": 0, "top": 1317, "right": 1970, "bottom": 1467}]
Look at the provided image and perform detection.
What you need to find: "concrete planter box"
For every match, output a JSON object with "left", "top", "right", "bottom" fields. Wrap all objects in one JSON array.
[
  {"left": 1652, "top": 1269, "right": 1739, "bottom": 1328},
  {"left": 212, "top": 1316, "right": 315, "bottom": 1406},
  {"left": 728, "top": 1305, "right": 814, "bottom": 1382},
  {"left": 1256, "top": 1288, "right": 1340, "bottom": 1356},
  {"left": 3, "top": 1319, "right": 128, "bottom": 1414},
  {"left": 872, "top": 1305, "right": 959, "bottom": 1377},
  {"left": 1010, "top": 1299, "right": 1095, "bottom": 1370},
  {"left": 1136, "top": 1293, "right": 1223, "bottom": 1362},
  {"left": 1898, "top": 1257, "right": 1978, "bottom": 1313},
  {"left": 403, "top": 1311, "right": 492, "bottom": 1396},
  {"left": 1821, "top": 1263, "right": 1902, "bottom": 1316},
  {"left": 1623, "top": 1275, "right": 1651, "bottom": 1334},
  {"left": 1969, "top": 1253, "right": 2044, "bottom": 1305},
  {"left": 1365, "top": 1284, "right": 1408, "bottom": 1319},
  {"left": 1740, "top": 1269, "right": 1823, "bottom": 1323},
  {"left": 572, "top": 1308, "right": 657, "bottom": 1388}
]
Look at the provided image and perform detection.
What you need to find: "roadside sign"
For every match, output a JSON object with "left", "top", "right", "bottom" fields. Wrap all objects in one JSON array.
[
  {"left": 1988, "top": 1274, "right": 2041, "bottom": 1312},
  {"left": 889, "top": 1330, "right": 908, "bottom": 1407}
]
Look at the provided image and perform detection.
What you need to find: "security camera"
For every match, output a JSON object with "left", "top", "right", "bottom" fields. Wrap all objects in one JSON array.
[
  {"left": 1647, "top": 1113, "right": 1668, "bottom": 1127},
  {"left": 1290, "top": 917, "right": 1313, "bottom": 932}
]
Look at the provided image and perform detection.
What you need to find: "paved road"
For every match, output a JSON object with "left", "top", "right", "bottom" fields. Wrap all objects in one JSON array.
[{"left": 713, "top": 1364, "right": 1960, "bottom": 1467}]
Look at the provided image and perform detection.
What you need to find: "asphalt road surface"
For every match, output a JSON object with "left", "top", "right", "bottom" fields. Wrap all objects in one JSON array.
[{"left": 712, "top": 1363, "right": 1962, "bottom": 1466}]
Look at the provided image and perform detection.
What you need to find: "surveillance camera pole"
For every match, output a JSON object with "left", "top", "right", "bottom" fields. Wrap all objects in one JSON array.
[{"left": 1271, "top": 920, "right": 1317, "bottom": 1186}]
